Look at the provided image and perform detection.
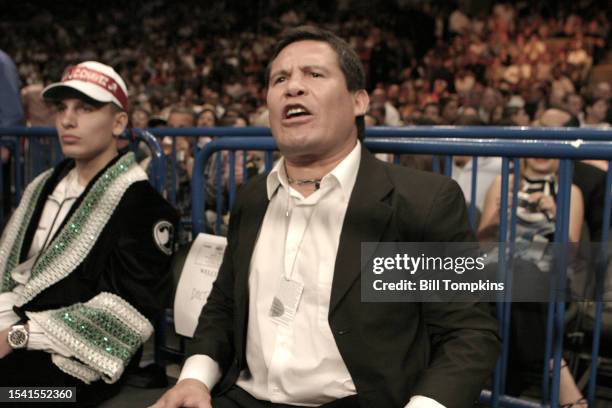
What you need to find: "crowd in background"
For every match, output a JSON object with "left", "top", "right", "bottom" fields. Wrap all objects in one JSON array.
[
  {"left": 2, "top": 0, "right": 610, "bottom": 126},
  {"left": 1, "top": 0, "right": 612, "bottom": 229}
]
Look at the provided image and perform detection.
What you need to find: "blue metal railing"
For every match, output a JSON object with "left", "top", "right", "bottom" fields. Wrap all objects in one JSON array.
[
  {"left": 6, "top": 124, "right": 608, "bottom": 215},
  {"left": 100, "top": 125, "right": 612, "bottom": 141}
]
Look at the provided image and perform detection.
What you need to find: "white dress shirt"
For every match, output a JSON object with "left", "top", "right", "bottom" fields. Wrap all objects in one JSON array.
[
  {"left": 180, "top": 142, "right": 444, "bottom": 408},
  {"left": 0, "top": 168, "right": 84, "bottom": 357}
]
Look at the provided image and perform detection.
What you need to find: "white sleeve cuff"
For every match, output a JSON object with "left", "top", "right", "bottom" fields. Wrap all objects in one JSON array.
[
  {"left": 178, "top": 354, "right": 222, "bottom": 391},
  {"left": 25, "top": 314, "right": 73, "bottom": 357},
  {"left": 405, "top": 395, "right": 446, "bottom": 408},
  {"left": 0, "top": 291, "right": 20, "bottom": 330}
]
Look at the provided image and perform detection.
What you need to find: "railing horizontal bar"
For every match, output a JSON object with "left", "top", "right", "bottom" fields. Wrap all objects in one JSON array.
[
  {"left": 2, "top": 126, "right": 610, "bottom": 141},
  {"left": 194, "top": 136, "right": 612, "bottom": 160}
]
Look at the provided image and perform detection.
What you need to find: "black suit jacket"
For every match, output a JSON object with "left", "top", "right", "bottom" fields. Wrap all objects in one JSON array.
[
  {"left": 190, "top": 148, "right": 500, "bottom": 408},
  {"left": 573, "top": 161, "right": 607, "bottom": 241}
]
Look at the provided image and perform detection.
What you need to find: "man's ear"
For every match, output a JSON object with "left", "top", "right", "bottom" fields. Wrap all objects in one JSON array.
[
  {"left": 112, "top": 111, "right": 129, "bottom": 137},
  {"left": 353, "top": 89, "right": 370, "bottom": 118}
]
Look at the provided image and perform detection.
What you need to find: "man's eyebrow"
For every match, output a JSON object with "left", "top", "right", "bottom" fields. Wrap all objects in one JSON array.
[
  {"left": 270, "top": 69, "right": 290, "bottom": 79},
  {"left": 270, "top": 65, "right": 331, "bottom": 79},
  {"left": 302, "top": 65, "right": 329, "bottom": 73}
]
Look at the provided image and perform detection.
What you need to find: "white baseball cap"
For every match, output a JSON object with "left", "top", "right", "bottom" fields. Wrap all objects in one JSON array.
[{"left": 42, "top": 61, "right": 129, "bottom": 111}]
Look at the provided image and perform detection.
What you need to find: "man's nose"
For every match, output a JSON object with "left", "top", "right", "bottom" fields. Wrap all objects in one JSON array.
[
  {"left": 285, "top": 75, "right": 306, "bottom": 97},
  {"left": 59, "top": 108, "right": 77, "bottom": 129}
]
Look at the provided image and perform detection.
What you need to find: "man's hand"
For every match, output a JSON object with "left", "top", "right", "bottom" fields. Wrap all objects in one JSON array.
[
  {"left": 149, "top": 379, "right": 212, "bottom": 408},
  {"left": 0, "top": 327, "right": 12, "bottom": 359}
]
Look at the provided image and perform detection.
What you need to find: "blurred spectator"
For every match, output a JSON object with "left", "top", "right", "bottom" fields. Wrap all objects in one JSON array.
[
  {"left": 0, "top": 49, "right": 23, "bottom": 127},
  {"left": 21, "top": 75, "right": 58, "bottom": 183},
  {"left": 540, "top": 108, "right": 607, "bottom": 239},
  {"left": 551, "top": 66, "right": 575, "bottom": 100},
  {"left": 566, "top": 39, "right": 592, "bottom": 78},
  {"left": 479, "top": 87, "right": 503, "bottom": 124},
  {"left": 451, "top": 115, "right": 501, "bottom": 212},
  {"left": 440, "top": 95, "right": 460, "bottom": 124},
  {"left": 500, "top": 106, "right": 530, "bottom": 126},
  {"left": 477, "top": 149, "right": 586, "bottom": 407},
  {"left": 565, "top": 93, "right": 585, "bottom": 122},
  {"left": 117, "top": 107, "right": 151, "bottom": 161},
  {"left": 204, "top": 114, "right": 258, "bottom": 235},
  {"left": 167, "top": 106, "right": 196, "bottom": 129},
  {"left": 524, "top": 33, "right": 547, "bottom": 63},
  {"left": 196, "top": 106, "right": 216, "bottom": 128},
  {"left": 21, "top": 83, "right": 54, "bottom": 127},
  {"left": 370, "top": 88, "right": 402, "bottom": 126},
  {"left": 0, "top": 49, "right": 24, "bottom": 217},
  {"left": 368, "top": 103, "right": 386, "bottom": 126},
  {"left": 398, "top": 116, "right": 437, "bottom": 171},
  {"left": 592, "top": 81, "right": 611, "bottom": 100},
  {"left": 164, "top": 107, "right": 195, "bottom": 232},
  {"left": 581, "top": 96, "right": 610, "bottom": 128},
  {"left": 364, "top": 113, "right": 380, "bottom": 127},
  {"left": 449, "top": 6, "right": 470, "bottom": 35},
  {"left": 422, "top": 102, "right": 441, "bottom": 123},
  {"left": 131, "top": 106, "right": 151, "bottom": 129}
]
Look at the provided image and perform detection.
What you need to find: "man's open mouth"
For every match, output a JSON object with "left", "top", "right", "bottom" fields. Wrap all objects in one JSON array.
[{"left": 283, "top": 104, "right": 312, "bottom": 119}]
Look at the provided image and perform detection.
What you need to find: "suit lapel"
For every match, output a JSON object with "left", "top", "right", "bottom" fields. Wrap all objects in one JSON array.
[
  {"left": 233, "top": 176, "right": 270, "bottom": 349},
  {"left": 234, "top": 177, "right": 270, "bottom": 286},
  {"left": 330, "top": 149, "right": 394, "bottom": 313}
]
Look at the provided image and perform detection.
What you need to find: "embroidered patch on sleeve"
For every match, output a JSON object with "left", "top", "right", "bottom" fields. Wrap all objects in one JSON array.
[{"left": 153, "top": 220, "right": 174, "bottom": 255}]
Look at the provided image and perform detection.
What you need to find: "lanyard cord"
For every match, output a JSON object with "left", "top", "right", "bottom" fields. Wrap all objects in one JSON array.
[{"left": 283, "top": 185, "right": 321, "bottom": 281}]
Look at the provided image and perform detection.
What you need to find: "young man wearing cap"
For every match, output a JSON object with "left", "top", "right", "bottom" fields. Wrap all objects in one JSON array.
[{"left": 0, "top": 61, "right": 178, "bottom": 405}]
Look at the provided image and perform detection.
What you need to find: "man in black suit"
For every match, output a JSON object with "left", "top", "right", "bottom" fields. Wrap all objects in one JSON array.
[{"left": 153, "top": 26, "right": 500, "bottom": 408}]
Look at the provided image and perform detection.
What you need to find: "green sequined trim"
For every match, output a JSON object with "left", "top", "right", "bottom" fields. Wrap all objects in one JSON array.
[
  {"left": 0, "top": 171, "right": 52, "bottom": 292},
  {"left": 55, "top": 306, "right": 136, "bottom": 364},
  {"left": 78, "top": 306, "right": 141, "bottom": 348},
  {"left": 30, "top": 154, "right": 136, "bottom": 281}
]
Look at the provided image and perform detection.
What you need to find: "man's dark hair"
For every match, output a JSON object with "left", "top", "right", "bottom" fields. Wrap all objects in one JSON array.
[
  {"left": 265, "top": 26, "right": 367, "bottom": 140},
  {"left": 563, "top": 112, "right": 580, "bottom": 127}
]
